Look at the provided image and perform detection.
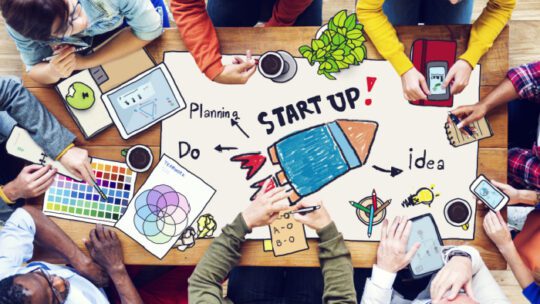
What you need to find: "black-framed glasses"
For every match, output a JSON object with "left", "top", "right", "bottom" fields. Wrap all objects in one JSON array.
[
  {"left": 31, "top": 268, "right": 66, "bottom": 304},
  {"left": 58, "top": 0, "right": 82, "bottom": 41}
]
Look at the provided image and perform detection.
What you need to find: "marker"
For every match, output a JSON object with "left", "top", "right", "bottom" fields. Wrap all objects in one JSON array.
[
  {"left": 448, "top": 112, "right": 474, "bottom": 137},
  {"left": 367, "top": 205, "right": 374, "bottom": 238},
  {"left": 371, "top": 189, "right": 378, "bottom": 212},
  {"left": 91, "top": 178, "right": 108, "bottom": 201},
  {"left": 42, "top": 46, "right": 90, "bottom": 62},
  {"left": 349, "top": 201, "right": 370, "bottom": 213},
  {"left": 290, "top": 205, "right": 321, "bottom": 215}
]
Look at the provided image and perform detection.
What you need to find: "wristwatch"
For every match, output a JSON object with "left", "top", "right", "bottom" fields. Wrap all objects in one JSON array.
[{"left": 443, "top": 249, "right": 472, "bottom": 263}]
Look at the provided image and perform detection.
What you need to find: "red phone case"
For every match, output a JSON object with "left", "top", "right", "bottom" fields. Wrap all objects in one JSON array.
[{"left": 409, "top": 39, "right": 457, "bottom": 107}]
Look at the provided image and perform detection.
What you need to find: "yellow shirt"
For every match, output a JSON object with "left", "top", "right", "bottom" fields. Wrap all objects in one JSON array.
[{"left": 357, "top": 0, "right": 516, "bottom": 76}]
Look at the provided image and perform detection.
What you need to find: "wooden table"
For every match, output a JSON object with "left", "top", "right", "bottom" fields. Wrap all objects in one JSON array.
[{"left": 26, "top": 25, "right": 508, "bottom": 269}]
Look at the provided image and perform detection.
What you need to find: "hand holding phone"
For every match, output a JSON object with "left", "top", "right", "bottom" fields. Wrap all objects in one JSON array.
[{"left": 469, "top": 175, "right": 509, "bottom": 211}]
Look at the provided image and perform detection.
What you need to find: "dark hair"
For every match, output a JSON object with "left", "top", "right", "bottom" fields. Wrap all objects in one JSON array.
[
  {"left": 0, "top": 0, "right": 70, "bottom": 41},
  {"left": 0, "top": 275, "right": 31, "bottom": 304}
]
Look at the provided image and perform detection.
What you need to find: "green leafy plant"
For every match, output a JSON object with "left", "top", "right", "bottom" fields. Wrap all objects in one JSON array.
[{"left": 299, "top": 10, "right": 367, "bottom": 80}]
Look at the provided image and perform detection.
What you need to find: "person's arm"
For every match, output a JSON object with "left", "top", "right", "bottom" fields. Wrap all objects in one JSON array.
[
  {"left": 21, "top": 206, "right": 109, "bottom": 286},
  {"left": 484, "top": 211, "right": 535, "bottom": 289},
  {"left": 266, "top": 0, "right": 314, "bottom": 26},
  {"left": 459, "top": 0, "right": 516, "bottom": 72},
  {"left": 489, "top": 180, "right": 539, "bottom": 206},
  {"left": 359, "top": 217, "right": 420, "bottom": 304},
  {"left": 0, "top": 208, "right": 37, "bottom": 279},
  {"left": 292, "top": 201, "right": 356, "bottom": 303},
  {"left": 452, "top": 61, "right": 540, "bottom": 131},
  {"left": 189, "top": 181, "right": 290, "bottom": 303},
  {"left": 84, "top": 225, "right": 142, "bottom": 304}
]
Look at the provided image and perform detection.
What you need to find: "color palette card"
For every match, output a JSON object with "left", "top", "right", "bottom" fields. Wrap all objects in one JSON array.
[{"left": 43, "top": 158, "right": 137, "bottom": 225}]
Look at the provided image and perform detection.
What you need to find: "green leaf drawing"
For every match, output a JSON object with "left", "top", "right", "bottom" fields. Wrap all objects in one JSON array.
[
  {"left": 334, "top": 10, "right": 347, "bottom": 27},
  {"left": 344, "top": 14, "right": 357, "bottom": 31}
]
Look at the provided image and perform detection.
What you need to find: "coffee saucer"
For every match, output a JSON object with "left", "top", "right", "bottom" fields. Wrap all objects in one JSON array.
[{"left": 272, "top": 51, "right": 297, "bottom": 83}]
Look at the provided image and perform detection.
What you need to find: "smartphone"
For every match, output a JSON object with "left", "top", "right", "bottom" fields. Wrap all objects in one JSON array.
[
  {"left": 426, "top": 61, "right": 450, "bottom": 101},
  {"left": 407, "top": 214, "right": 444, "bottom": 279},
  {"left": 469, "top": 175, "right": 509, "bottom": 212}
]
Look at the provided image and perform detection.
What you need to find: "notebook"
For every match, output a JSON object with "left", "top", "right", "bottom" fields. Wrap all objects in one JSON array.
[{"left": 445, "top": 116, "right": 493, "bottom": 147}]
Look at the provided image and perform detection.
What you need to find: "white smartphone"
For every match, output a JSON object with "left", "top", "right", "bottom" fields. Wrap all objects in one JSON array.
[{"left": 469, "top": 175, "right": 509, "bottom": 212}]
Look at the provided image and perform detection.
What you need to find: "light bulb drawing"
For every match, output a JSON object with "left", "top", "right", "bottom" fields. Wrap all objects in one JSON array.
[{"left": 402, "top": 185, "right": 440, "bottom": 208}]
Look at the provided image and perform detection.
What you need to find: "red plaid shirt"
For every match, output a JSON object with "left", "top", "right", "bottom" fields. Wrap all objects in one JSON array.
[{"left": 507, "top": 61, "right": 540, "bottom": 190}]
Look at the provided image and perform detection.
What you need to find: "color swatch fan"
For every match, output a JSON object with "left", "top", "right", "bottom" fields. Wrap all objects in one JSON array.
[{"left": 43, "top": 159, "right": 137, "bottom": 225}]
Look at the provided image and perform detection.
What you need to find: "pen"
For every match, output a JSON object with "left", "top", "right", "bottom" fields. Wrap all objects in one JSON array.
[
  {"left": 349, "top": 201, "right": 371, "bottom": 213},
  {"left": 84, "top": 165, "right": 108, "bottom": 201},
  {"left": 371, "top": 189, "right": 378, "bottom": 212},
  {"left": 367, "top": 205, "right": 374, "bottom": 238},
  {"left": 290, "top": 205, "right": 321, "bottom": 215},
  {"left": 448, "top": 112, "right": 474, "bottom": 137},
  {"left": 42, "top": 46, "right": 90, "bottom": 62}
]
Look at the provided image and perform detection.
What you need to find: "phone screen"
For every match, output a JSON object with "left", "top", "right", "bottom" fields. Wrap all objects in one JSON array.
[
  {"left": 429, "top": 66, "right": 446, "bottom": 95},
  {"left": 474, "top": 180, "right": 504, "bottom": 208}
]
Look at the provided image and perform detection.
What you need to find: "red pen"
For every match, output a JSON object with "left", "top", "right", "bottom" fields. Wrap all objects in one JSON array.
[{"left": 372, "top": 189, "right": 378, "bottom": 212}]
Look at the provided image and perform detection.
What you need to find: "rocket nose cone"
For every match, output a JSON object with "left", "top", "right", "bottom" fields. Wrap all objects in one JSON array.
[{"left": 336, "top": 120, "right": 378, "bottom": 164}]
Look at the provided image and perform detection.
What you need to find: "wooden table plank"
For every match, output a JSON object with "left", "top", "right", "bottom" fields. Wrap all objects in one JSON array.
[{"left": 26, "top": 25, "right": 509, "bottom": 269}]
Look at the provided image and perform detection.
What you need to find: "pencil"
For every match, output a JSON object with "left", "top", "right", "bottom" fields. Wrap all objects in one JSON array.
[
  {"left": 91, "top": 178, "right": 108, "bottom": 201},
  {"left": 290, "top": 205, "right": 321, "bottom": 215},
  {"left": 367, "top": 205, "right": 374, "bottom": 238},
  {"left": 374, "top": 199, "right": 392, "bottom": 217},
  {"left": 372, "top": 189, "right": 378, "bottom": 212},
  {"left": 349, "top": 201, "right": 370, "bottom": 213}
]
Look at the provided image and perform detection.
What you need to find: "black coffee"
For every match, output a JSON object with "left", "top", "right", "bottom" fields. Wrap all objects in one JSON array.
[
  {"left": 261, "top": 54, "right": 282, "bottom": 76},
  {"left": 447, "top": 201, "right": 469, "bottom": 223},
  {"left": 129, "top": 147, "right": 151, "bottom": 169}
]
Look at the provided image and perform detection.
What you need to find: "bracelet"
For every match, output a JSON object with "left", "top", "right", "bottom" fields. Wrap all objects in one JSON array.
[
  {"left": 0, "top": 186, "right": 14, "bottom": 205},
  {"left": 444, "top": 249, "right": 472, "bottom": 263}
]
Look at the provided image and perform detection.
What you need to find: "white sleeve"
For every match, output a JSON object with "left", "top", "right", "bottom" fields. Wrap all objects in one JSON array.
[
  {"left": 361, "top": 265, "right": 397, "bottom": 304},
  {"left": 0, "top": 208, "right": 36, "bottom": 280}
]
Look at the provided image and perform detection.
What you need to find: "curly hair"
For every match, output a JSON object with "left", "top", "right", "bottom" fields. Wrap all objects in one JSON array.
[
  {"left": 0, "top": 275, "right": 31, "bottom": 304},
  {"left": 0, "top": 0, "right": 70, "bottom": 41}
]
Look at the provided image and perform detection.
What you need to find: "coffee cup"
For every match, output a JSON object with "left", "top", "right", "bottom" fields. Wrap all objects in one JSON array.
[
  {"left": 444, "top": 198, "right": 472, "bottom": 230},
  {"left": 258, "top": 51, "right": 297, "bottom": 83},
  {"left": 124, "top": 145, "right": 153, "bottom": 173}
]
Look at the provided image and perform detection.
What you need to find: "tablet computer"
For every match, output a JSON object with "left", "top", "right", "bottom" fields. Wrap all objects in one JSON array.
[
  {"left": 407, "top": 214, "right": 444, "bottom": 279},
  {"left": 102, "top": 63, "right": 186, "bottom": 139}
]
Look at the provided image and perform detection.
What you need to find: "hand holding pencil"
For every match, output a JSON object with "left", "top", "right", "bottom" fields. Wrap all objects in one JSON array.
[{"left": 293, "top": 201, "right": 332, "bottom": 232}]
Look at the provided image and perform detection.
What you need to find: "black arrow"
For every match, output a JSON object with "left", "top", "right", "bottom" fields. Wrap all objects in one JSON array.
[
  {"left": 372, "top": 165, "right": 403, "bottom": 177},
  {"left": 230, "top": 118, "right": 250, "bottom": 139},
  {"left": 215, "top": 145, "right": 238, "bottom": 153}
]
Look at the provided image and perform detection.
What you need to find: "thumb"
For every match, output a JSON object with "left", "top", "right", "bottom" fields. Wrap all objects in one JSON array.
[
  {"left": 464, "top": 280, "right": 477, "bottom": 302},
  {"left": 456, "top": 115, "right": 476, "bottom": 130},
  {"left": 419, "top": 75, "right": 430, "bottom": 96},
  {"left": 238, "top": 61, "right": 255, "bottom": 71},
  {"left": 293, "top": 213, "right": 308, "bottom": 224},
  {"left": 442, "top": 68, "right": 455, "bottom": 89},
  {"left": 490, "top": 180, "right": 506, "bottom": 190}
]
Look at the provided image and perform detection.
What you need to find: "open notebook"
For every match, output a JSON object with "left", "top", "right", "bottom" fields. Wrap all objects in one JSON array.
[{"left": 445, "top": 117, "right": 493, "bottom": 147}]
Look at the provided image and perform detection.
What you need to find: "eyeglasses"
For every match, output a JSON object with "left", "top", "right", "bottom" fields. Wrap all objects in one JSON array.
[
  {"left": 57, "top": 0, "right": 82, "bottom": 40},
  {"left": 31, "top": 268, "right": 66, "bottom": 304}
]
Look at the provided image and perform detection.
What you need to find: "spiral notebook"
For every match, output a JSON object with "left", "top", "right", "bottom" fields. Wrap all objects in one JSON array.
[{"left": 445, "top": 117, "right": 493, "bottom": 147}]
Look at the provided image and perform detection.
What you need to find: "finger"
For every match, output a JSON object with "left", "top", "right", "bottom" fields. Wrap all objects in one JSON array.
[
  {"left": 270, "top": 200, "right": 290, "bottom": 213},
  {"left": 106, "top": 227, "right": 115, "bottom": 241},
  {"left": 495, "top": 211, "right": 507, "bottom": 226},
  {"left": 83, "top": 238, "right": 94, "bottom": 253},
  {"left": 388, "top": 217, "right": 401, "bottom": 239},
  {"left": 90, "top": 228, "right": 99, "bottom": 244},
  {"left": 490, "top": 180, "right": 506, "bottom": 191},
  {"left": 442, "top": 69, "right": 455, "bottom": 89},
  {"left": 434, "top": 280, "right": 452, "bottom": 302},
  {"left": 400, "top": 220, "right": 412, "bottom": 242},
  {"left": 33, "top": 170, "right": 57, "bottom": 193},
  {"left": 447, "top": 282, "right": 462, "bottom": 300},
  {"left": 464, "top": 280, "right": 476, "bottom": 301},
  {"left": 419, "top": 76, "right": 430, "bottom": 96},
  {"left": 403, "top": 242, "right": 420, "bottom": 263},
  {"left": 413, "top": 87, "right": 427, "bottom": 101},
  {"left": 456, "top": 115, "right": 477, "bottom": 130},
  {"left": 256, "top": 179, "right": 272, "bottom": 199},
  {"left": 242, "top": 65, "right": 257, "bottom": 80},
  {"left": 31, "top": 167, "right": 57, "bottom": 188},
  {"left": 264, "top": 186, "right": 287, "bottom": 199},
  {"left": 23, "top": 164, "right": 44, "bottom": 173},
  {"left": 380, "top": 219, "right": 389, "bottom": 242},
  {"left": 395, "top": 217, "right": 408, "bottom": 239},
  {"left": 50, "top": 47, "right": 75, "bottom": 63},
  {"left": 96, "top": 224, "right": 107, "bottom": 241},
  {"left": 293, "top": 213, "right": 307, "bottom": 224},
  {"left": 246, "top": 50, "right": 252, "bottom": 62},
  {"left": 110, "top": 229, "right": 119, "bottom": 241},
  {"left": 268, "top": 213, "right": 280, "bottom": 223},
  {"left": 85, "top": 160, "right": 96, "bottom": 181},
  {"left": 451, "top": 83, "right": 464, "bottom": 95},
  {"left": 29, "top": 164, "right": 52, "bottom": 180},
  {"left": 238, "top": 61, "right": 256, "bottom": 71}
]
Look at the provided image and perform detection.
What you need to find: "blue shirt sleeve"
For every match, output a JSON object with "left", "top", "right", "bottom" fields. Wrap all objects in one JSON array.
[
  {"left": 524, "top": 282, "right": 540, "bottom": 303},
  {"left": 6, "top": 25, "right": 53, "bottom": 71},
  {"left": 113, "top": 0, "right": 163, "bottom": 41},
  {"left": 0, "top": 208, "right": 36, "bottom": 280}
]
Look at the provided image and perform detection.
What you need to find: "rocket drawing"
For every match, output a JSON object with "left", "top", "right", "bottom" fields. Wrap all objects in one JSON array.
[{"left": 268, "top": 119, "right": 378, "bottom": 203}]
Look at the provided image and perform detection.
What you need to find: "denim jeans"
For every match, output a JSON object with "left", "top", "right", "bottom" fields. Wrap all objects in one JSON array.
[
  {"left": 207, "top": 0, "right": 323, "bottom": 27},
  {"left": 383, "top": 0, "right": 474, "bottom": 25},
  {"left": 0, "top": 111, "right": 16, "bottom": 141},
  {"left": 227, "top": 266, "right": 325, "bottom": 304}
]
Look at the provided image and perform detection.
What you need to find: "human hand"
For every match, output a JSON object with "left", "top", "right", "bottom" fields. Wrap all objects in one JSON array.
[
  {"left": 490, "top": 180, "right": 521, "bottom": 205},
  {"left": 242, "top": 179, "right": 291, "bottom": 229},
  {"left": 448, "top": 0, "right": 462, "bottom": 4},
  {"left": 72, "top": 254, "right": 109, "bottom": 287},
  {"left": 401, "top": 68, "right": 430, "bottom": 101},
  {"left": 2, "top": 164, "right": 57, "bottom": 201},
  {"left": 443, "top": 60, "right": 473, "bottom": 95},
  {"left": 59, "top": 146, "right": 95, "bottom": 185},
  {"left": 376, "top": 216, "right": 420, "bottom": 273},
  {"left": 214, "top": 50, "right": 257, "bottom": 84},
  {"left": 483, "top": 211, "right": 513, "bottom": 252},
  {"left": 292, "top": 200, "right": 331, "bottom": 232},
  {"left": 431, "top": 256, "right": 475, "bottom": 302},
  {"left": 449, "top": 103, "right": 488, "bottom": 134},
  {"left": 48, "top": 46, "right": 77, "bottom": 79},
  {"left": 84, "top": 224, "right": 125, "bottom": 276}
]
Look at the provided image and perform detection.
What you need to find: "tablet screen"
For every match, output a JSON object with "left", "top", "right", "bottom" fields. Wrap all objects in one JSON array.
[
  {"left": 107, "top": 67, "right": 183, "bottom": 136},
  {"left": 407, "top": 215, "right": 444, "bottom": 277}
]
